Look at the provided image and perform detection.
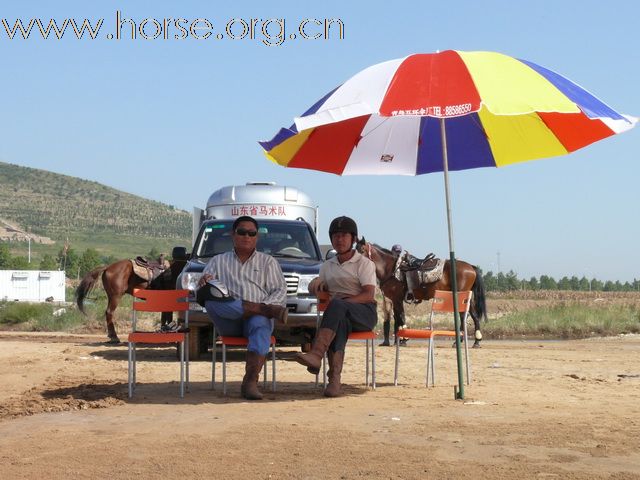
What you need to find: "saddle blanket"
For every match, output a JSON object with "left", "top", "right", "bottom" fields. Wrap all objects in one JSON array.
[
  {"left": 131, "top": 259, "right": 169, "bottom": 282},
  {"left": 417, "top": 258, "right": 445, "bottom": 284}
]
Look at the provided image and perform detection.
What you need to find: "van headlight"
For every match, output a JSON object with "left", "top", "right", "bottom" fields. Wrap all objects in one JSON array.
[
  {"left": 181, "top": 272, "right": 203, "bottom": 292},
  {"left": 297, "top": 274, "right": 317, "bottom": 294}
]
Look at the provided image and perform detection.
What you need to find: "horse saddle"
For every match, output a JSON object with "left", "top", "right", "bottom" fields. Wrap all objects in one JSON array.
[
  {"left": 399, "top": 252, "right": 446, "bottom": 295},
  {"left": 132, "top": 255, "right": 170, "bottom": 282},
  {"left": 400, "top": 253, "right": 439, "bottom": 272}
]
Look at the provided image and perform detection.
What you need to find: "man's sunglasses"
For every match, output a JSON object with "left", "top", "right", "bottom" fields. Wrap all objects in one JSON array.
[{"left": 235, "top": 228, "right": 258, "bottom": 237}]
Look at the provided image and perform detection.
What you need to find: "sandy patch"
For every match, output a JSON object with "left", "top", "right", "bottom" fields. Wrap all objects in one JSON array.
[{"left": 0, "top": 332, "right": 639, "bottom": 479}]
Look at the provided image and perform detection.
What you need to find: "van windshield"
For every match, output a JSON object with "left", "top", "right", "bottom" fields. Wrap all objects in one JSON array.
[{"left": 194, "top": 220, "right": 320, "bottom": 260}]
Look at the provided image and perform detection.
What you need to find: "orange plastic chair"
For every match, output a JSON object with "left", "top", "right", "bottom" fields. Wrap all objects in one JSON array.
[
  {"left": 211, "top": 325, "right": 277, "bottom": 396},
  {"left": 394, "top": 290, "right": 472, "bottom": 387},
  {"left": 128, "top": 288, "right": 190, "bottom": 398},
  {"left": 316, "top": 291, "right": 376, "bottom": 390}
]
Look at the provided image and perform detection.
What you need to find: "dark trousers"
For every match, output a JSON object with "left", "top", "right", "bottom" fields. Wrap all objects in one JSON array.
[{"left": 320, "top": 298, "right": 377, "bottom": 352}]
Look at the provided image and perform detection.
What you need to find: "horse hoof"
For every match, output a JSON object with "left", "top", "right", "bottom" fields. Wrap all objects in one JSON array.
[
  {"left": 379, "top": 341, "right": 391, "bottom": 347},
  {"left": 106, "top": 337, "right": 121, "bottom": 345},
  {"left": 472, "top": 341, "right": 482, "bottom": 349}
]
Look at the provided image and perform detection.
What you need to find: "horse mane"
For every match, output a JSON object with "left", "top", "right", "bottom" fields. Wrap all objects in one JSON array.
[{"left": 372, "top": 243, "right": 394, "bottom": 256}]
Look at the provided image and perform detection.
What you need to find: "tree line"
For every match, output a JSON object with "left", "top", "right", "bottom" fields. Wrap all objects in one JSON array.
[
  {"left": 482, "top": 270, "right": 640, "bottom": 292},
  {"left": 0, "top": 242, "right": 164, "bottom": 279},
  {"left": 3, "top": 240, "right": 638, "bottom": 292}
]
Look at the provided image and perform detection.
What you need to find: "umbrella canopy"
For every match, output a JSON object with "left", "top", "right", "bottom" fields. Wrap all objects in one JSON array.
[
  {"left": 260, "top": 50, "right": 637, "bottom": 399},
  {"left": 260, "top": 50, "right": 636, "bottom": 174}
]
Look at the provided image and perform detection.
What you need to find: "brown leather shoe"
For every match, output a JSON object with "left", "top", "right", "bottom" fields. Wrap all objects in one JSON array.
[
  {"left": 241, "top": 351, "right": 266, "bottom": 400},
  {"left": 324, "top": 350, "right": 344, "bottom": 397},
  {"left": 295, "top": 328, "right": 335, "bottom": 374}
]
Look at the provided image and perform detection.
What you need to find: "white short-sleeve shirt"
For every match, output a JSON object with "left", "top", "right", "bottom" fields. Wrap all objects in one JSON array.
[{"left": 319, "top": 250, "right": 376, "bottom": 298}]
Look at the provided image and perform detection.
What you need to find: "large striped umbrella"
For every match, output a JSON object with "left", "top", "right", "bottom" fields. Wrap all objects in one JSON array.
[{"left": 260, "top": 50, "right": 637, "bottom": 398}]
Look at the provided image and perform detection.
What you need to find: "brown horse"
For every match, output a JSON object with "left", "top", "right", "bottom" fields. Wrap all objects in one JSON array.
[
  {"left": 356, "top": 238, "right": 487, "bottom": 347},
  {"left": 75, "top": 258, "right": 186, "bottom": 343}
]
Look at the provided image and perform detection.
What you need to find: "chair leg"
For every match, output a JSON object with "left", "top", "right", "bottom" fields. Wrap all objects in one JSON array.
[
  {"left": 371, "top": 339, "right": 376, "bottom": 390},
  {"left": 365, "top": 339, "right": 370, "bottom": 387},
  {"left": 430, "top": 339, "right": 436, "bottom": 386},
  {"left": 426, "top": 338, "right": 433, "bottom": 387},
  {"left": 211, "top": 341, "right": 216, "bottom": 390},
  {"left": 271, "top": 342, "right": 276, "bottom": 392},
  {"left": 132, "top": 345, "right": 137, "bottom": 387},
  {"left": 185, "top": 333, "right": 190, "bottom": 393},
  {"left": 222, "top": 344, "right": 227, "bottom": 396},
  {"left": 179, "top": 341, "right": 184, "bottom": 398},
  {"left": 211, "top": 328, "right": 217, "bottom": 390},
  {"left": 263, "top": 359, "right": 267, "bottom": 389},
  {"left": 128, "top": 342, "right": 134, "bottom": 398}
]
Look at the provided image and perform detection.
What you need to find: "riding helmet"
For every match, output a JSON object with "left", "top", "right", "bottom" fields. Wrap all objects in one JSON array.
[
  {"left": 391, "top": 244, "right": 403, "bottom": 253},
  {"left": 329, "top": 216, "right": 358, "bottom": 238}
]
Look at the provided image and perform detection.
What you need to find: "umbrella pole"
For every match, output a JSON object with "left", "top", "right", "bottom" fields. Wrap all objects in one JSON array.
[{"left": 440, "top": 117, "right": 465, "bottom": 400}]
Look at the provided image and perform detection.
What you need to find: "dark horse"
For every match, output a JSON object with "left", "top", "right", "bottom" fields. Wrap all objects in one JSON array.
[
  {"left": 356, "top": 239, "right": 487, "bottom": 347},
  {"left": 75, "top": 257, "right": 186, "bottom": 343}
]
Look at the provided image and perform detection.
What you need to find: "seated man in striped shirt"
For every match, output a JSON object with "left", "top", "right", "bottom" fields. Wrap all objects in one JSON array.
[{"left": 199, "top": 215, "right": 287, "bottom": 400}]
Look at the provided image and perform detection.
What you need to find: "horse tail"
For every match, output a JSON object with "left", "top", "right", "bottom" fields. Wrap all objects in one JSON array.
[
  {"left": 472, "top": 266, "right": 488, "bottom": 322},
  {"left": 75, "top": 265, "right": 107, "bottom": 314}
]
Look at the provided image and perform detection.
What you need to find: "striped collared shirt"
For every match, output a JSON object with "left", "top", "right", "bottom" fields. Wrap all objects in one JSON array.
[{"left": 202, "top": 249, "right": 287, "bottom": 306}]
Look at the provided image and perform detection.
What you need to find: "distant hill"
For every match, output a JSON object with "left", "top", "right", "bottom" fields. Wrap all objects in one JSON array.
[{"left": 0, "top": 161, "right": 191, "bottom": 259}]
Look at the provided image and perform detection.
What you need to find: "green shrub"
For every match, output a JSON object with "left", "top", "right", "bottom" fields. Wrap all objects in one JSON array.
[
  {"left": 0, "top": 301, "right": 52, "bottom": 325},
  {"left": 0, "top": 301, "right": 86, "bottom": 331}
]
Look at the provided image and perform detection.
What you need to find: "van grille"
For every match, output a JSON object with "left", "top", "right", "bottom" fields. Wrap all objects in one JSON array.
[{"left": 284, "top": 274, "right": 299, "bottom": 295}]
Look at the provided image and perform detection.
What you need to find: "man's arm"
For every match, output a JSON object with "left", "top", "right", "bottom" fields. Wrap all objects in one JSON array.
[{"left": 340, "top": 284, "right": 376, "bottom": 304}]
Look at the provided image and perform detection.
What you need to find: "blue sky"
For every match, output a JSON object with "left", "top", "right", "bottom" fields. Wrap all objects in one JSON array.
[{"left": 1, "top": 0, "right": 638, "bottom": 282}]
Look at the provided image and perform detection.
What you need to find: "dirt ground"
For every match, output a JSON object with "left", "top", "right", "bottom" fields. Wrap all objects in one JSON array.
[{"left": 1, "top": 330, "right": 639, "bottom": 480}]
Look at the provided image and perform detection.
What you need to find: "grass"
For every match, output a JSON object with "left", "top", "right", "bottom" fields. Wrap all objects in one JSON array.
[
  {"left": 482, "top": 304, "right": 640, "bottom": 339},
  {"left": 3, "top": 294, "right": 640, "bottom": 340},
  {"left": 402, "top": 302, "right": 640, "bottom": 339},
  {"left": 0, "top": 300, "right": 87, "bottom": 332}
]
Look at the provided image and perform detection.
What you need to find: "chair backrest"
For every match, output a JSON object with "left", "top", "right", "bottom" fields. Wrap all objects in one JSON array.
[
  {"left": 430, "top": 290, "right": 472, "bottom": 314},
  {"left": 316, "top": 290, "right": 330, "bottom": 313},
  {"left": 428, "top": 290, "right": 472, "bottom": 329},
  {"left": 132, "top": 288, "right": 190, "bottom": 312}
]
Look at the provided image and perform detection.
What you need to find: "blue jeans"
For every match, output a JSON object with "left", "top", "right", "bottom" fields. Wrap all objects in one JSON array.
[{"left": 204, "top": 299, "right": 273, "bottom": 356}]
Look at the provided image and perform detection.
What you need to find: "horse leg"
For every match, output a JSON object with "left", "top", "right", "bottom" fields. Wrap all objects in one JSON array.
[
  {"left": 105, "top": 293, "right": 122, "bottom": 344},
  {"left": 393, "top": 303, "right": 407, "bottom": 346},
  {"left": 469, "top": 310, "right": 482, "bottom": 348},
  {"left": 380, "top": 320, "right": 391, "bottom": 346}
]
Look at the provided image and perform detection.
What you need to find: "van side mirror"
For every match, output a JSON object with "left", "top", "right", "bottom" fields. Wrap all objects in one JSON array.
[
  {"left": 325, "top": 249, "right": 337, "bottom": 260},
  {"left": 171, "top": 246, "right": 190, "bottom": 261}
]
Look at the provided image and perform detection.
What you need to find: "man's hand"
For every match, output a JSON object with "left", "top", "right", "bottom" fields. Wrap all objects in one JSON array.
[
  {"left": 198, "top": 273, "right": 213, "bottom": 288},
  {"left": 308, "top": 277, "right": 327, "bottom": 296}
]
